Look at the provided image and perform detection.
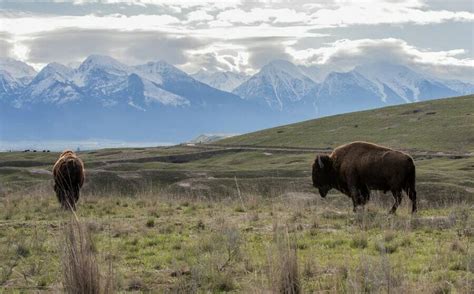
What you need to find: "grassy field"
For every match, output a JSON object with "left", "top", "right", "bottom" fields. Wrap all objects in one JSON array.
[
  {"left": 217, "top": 95, "right": 474, "bottom": 153},
  {"left": 0, "top": 95, "right": 473, "bottom": 292}
]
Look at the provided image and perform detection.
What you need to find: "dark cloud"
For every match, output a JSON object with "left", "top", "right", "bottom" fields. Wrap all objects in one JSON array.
[
  {"left": 24, "top": 29, "right": 206, "bottom": 66},
  {"left": 231, "top": 36, "right": 295, "bottom": 68}
]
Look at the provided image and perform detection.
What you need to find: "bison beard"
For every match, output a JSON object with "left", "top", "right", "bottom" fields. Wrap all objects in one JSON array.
[
  {"left": 53, "top": 150, "right": 85, "bottom": 210},
  {"left": 312, "top": 141, "right": 417, "bottom": 214}
]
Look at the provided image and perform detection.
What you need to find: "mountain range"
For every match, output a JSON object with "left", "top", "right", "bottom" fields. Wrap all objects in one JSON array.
[{"left": 1, "top": 55, "right": 472, "bottom": 142}]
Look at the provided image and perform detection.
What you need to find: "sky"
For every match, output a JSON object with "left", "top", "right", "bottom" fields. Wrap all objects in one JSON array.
[{"left": 0, "top": 0, "right": 473, "bottom": 81}]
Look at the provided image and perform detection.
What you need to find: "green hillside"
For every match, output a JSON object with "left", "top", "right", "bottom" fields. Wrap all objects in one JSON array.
[{"left": 218, "top": 95, "right": 474, "bottom": 152}]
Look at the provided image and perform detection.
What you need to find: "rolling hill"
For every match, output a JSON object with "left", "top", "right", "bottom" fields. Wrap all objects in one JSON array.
[{"left": 216, "top": 94, "right": 474, "bottom": 153}]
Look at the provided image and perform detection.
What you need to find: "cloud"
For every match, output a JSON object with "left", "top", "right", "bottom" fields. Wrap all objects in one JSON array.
[
  {"left": 183, "top": 36, "right": 296, "bottom": 74},
  {"left": 186, "top": 9, "right": 214, "bottom": 22},
  {"left": 0, "top": 32, "right": 14, "bottom": 57},
  {"left": 287, "top": 38, "right": 474, "bottom": 81},
  {"left": 216, "top": 8, "right": 310, "bottom": 24},
  {"left": 210, "top": 1, "right": 474, "bottom": 27},
  {"left": 23, "top": 29, "right": 206, "bottom": 66},
  {"left": 308, "top": 3, "right": 474, "bottom": 27},
  {"left": 0, "top": 0, "right": 473, "bottom": 82},
  {"left": 0, "top": 13, "right": 181, "bottom": 36},
  {"left": 0, "top": 40, "right": 13, "bottom": 57},
  {"left": 183, "top": 42, "right": 252, "bottom": 74}
]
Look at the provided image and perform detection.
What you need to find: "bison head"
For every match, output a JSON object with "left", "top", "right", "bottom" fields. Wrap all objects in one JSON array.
[{"left": 312, "top": 155, "right": 332, "bottom": 198}]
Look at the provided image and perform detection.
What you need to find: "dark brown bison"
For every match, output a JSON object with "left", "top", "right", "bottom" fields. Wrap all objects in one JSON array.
[
  {"left": 53, "top": 150, "right": 85, "bottom": 210},
  {"left": 312, "top": 141, "right": 417, "bottom": 214}
]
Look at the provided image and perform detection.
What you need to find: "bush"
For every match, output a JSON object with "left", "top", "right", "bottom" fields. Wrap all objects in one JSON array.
[{"left": 145, "top": 219, "right": 155, "bottom": 228}]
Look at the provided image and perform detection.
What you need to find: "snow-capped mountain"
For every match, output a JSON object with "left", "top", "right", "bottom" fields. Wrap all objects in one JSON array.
[
  {"left": 0, "top": 58, "right": 37, "bottom": 82},
  {"left": 234, "top": 60, "right": 472, "bottom": 116},
  {"left": 0, "top": 58, "right": 37, "bottom": 101},
  {"left": 1, "top": 55, "right": 271, "bottom": 142},
  {"left": 15, "top": 62, "right": 81, "bottom": 107},
  {"left": 315, "top": 70, "right": 386, "bottom": 115},
  {"left": 1, "top": 56, "right": 472, "bottom": 142},
  {"left": 298, "top": 65, "right": 329, "bottom": 83},
  {"left": 233, "top": 60, "right": 318, "bottom": 110},
  {"left": 434, "top": 79, "right": 474, "bottom": 96},
  {"left": 354, "top": 62, "right": 458, "bottom": 103},
  {"left": 192, "top": 70, "right": 249, "bottom": 92}
]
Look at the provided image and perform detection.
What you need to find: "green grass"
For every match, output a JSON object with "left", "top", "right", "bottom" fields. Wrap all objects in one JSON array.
[
  {"left": 0, "top": 94, "right": 473, "bottom": 291},
  {"left": 0, "top": 192, "right": 472, "bottom": 292},
  {"left": 217, "top": 95, "right": 474, "bottom": 152}
]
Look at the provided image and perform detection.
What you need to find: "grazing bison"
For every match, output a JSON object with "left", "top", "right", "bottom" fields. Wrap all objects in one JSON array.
[
  {"left": 312, "top": 142, "right": 417, "bottom": 214},
  {"left": 53, "top": 150, "right": 85, "bottom": 210}
]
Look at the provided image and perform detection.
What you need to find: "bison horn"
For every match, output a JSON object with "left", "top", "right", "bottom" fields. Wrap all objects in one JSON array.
[{"left": 318, "top": 156, "right": 324, "bottom": 168}]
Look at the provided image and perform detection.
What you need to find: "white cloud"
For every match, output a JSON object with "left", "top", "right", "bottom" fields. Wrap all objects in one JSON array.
[
  {"left": 217, "top": 8, "right": 310, "bottom": 24},
  {"left": 72, "top": 0, "right": 241, "bottom": 9},
  {"left": 309, "top": 3, "right": 474, "bottom": 27},
  {"left": 186, "top": 10, "right": 214, "bottom": 22},
  {"left": 0, "top": 0, "right": 473, "bottom": 81},
  {"left": 0, "top": 13, "right": 181, "bottom": 36},
  {"left": 287, "top": 38, "right": 474, "bottom": 81}
]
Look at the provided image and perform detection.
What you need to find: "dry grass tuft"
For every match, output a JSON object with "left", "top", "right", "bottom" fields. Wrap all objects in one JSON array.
[
  {"left": 267, "top": 227, "right": 301, "bottom": 294},
  {"left": 61, "top": 216, "right": 114, "bottom": 294}
]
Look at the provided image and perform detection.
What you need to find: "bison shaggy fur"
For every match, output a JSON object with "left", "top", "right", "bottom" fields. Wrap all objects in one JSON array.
[
  {"left": 312, "top": 141, "right": 417, "bottom": 214},
  {"left": 53, "top": 150, "right": 85, "bottom": 210}
]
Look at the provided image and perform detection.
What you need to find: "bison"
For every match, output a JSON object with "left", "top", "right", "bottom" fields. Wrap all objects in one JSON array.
[
  {"left": 312, "top": 141, "right": 417, "bottom": 214},
  {"left": 53, "top": 150, "right": 85, "bottom": 210}
]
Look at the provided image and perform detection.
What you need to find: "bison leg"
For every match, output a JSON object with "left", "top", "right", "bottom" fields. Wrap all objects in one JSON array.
[
  {"left": 349, "top": 187, "right": 364, "bottom": 212},
  {"left": 407, "top": 188, "right": 417, "bottom": 213},
  {"left": 389, "top": 190, "right": 402, "bottom": 214},
  {"left": 351, "top": 197, "right": 357, "bottom": 212},
  {"left": 360, "top": 186, "right": 371, "bottom": 205}
]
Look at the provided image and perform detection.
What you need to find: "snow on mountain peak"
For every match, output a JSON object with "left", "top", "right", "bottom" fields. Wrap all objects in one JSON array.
[
  {"left": 36, "top": 62, "right": 74, "bottom": 82},
  {"left": 192, "top": 70, "right": 249, "bottom": 92},
  {"left": 261, "top": 59, "right": 309, "bottom": 80},
  {"left": 233, "top": 59, "right": 318, "bottom": 110},
  {"left": 354, "top": 62, "right": 429, "bottom": 102},
  {"left": 0, "top": 58, "right": 37, "bottom": 79},
  {"left": 78, "top": 55, "right": 129, "bottom": 74}
]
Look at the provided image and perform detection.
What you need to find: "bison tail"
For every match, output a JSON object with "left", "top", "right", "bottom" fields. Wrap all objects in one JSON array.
[{"left": 404, "top": 162, "right": 417, "bottom": 213}]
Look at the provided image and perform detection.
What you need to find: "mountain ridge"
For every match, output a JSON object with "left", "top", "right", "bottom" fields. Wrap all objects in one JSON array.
[{"left": 1, "top": 55, "right": 473, "bottom": 142}]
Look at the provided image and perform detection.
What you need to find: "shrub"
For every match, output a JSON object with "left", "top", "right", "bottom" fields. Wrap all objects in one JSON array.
[
  {"left": 145, "top": 219, "right": 155, "bottom": 228},
  {"left": 16, "top": 243, "right": 30, "bottom": 258}
]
